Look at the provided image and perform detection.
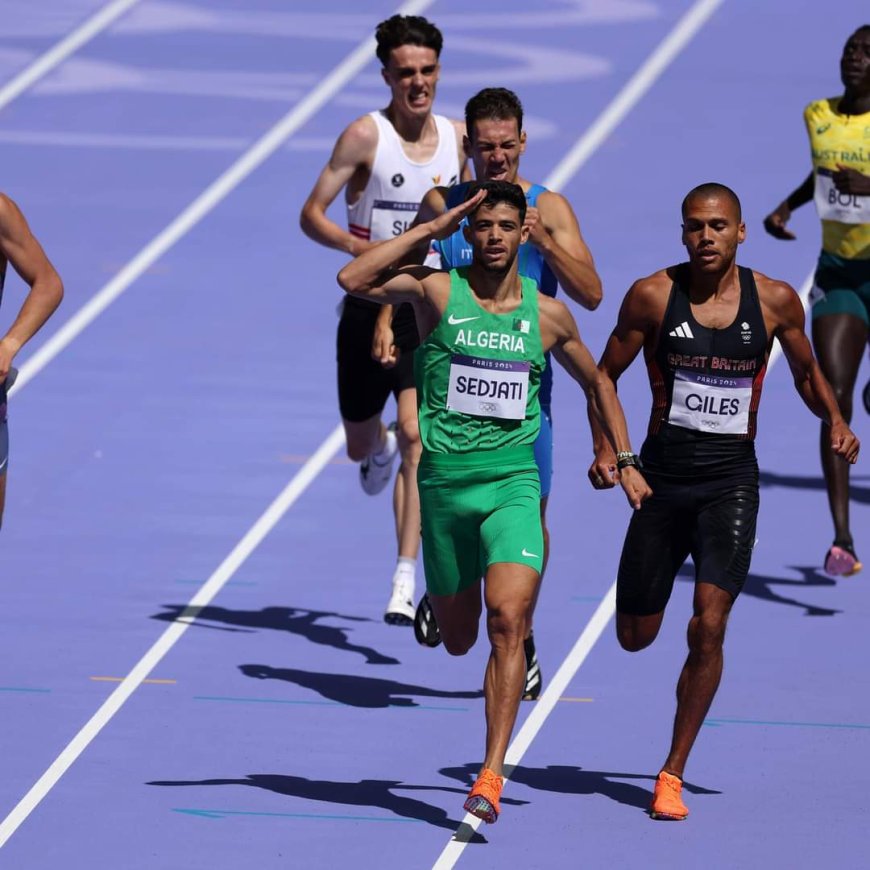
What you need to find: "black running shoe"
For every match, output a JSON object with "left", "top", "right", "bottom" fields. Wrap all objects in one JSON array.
[
  {"left": 863, "top": 379, "right": 870, "bottom": 415},
  {"left": 522, "top": 632, "right": 542, "bottom": 700},
  {"left": 413, "top": 593, "right": 441, "bottom": 647}
]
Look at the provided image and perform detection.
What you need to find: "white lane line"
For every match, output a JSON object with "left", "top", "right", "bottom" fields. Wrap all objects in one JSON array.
[
  {"left": 0, "top": 0, "right": 143, "bottom": 112},
  {"left": 0, "top": 0, "right": 434, "bottom": 844},
  {"left": 0, "top": 424, "right": 346, "bottom": 848},
  {"left": 545, "top": 0, "right": 725, "bottom": 191},
  {"left": 432, "top": 272, "right": 812, "bottom": 867},
  {"left": 433, "top": 1, "right": 725, "bottom": 864},
  {"left": 9, "top": 0, "right": 434, "bottom": 397}
]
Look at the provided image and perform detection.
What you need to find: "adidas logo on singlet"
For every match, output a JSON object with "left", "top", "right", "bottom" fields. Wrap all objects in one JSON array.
[{"left": 669, "top": 321, "right": 694, "bottom": 339}]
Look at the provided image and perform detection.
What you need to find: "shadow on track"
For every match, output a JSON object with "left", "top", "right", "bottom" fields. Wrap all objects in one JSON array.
[
  {"left": 677, "top": 565, "right": 841, "bottom": 617},
  {"left": 147, "top": 773, "right": 528, "bottom": 837},
  {"left": 439, "top": 763, "right": 720, "bottom": 813},
  {"left": 759, "top": 470, "right": 870, "bottom": 504},
  {"left": 240, "top": 664, "right": 483, "bottom": 708},
  {"left": 151, "top": 604, "right": 399, "bottom": 664}
]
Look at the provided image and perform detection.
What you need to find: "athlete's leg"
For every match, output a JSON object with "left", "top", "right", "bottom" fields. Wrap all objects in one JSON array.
[
  {"left": 427, "top": 582, "right": 483, "bottom": 655},
  {"left": 616, "top": 475, "right": 691, "bottom": 651},
  {"left": 616, "top": 610, "right": 666, "bottom": 652},
  {"left": 481, "top": 562, "right": 539, "bottom": 776},
  {"left": 343, "top": 414, "right": 386, "bottom": 462},
  {"left": 0, "top": 472, "right": 6, "bottom": 529},
  {"left": 660, "top": 582, "right": 733, "bottom": 778},
  {"left": 393, "top": 386, "right": 421, "bottom": 560},
  {"left": 812, "top": 312, "right": 867, "bottom": 549}
]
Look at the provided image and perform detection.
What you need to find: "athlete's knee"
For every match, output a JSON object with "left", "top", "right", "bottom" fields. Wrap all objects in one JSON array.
[
  {"left": 442, "top": 625, "right": 478, "bottom": 656},
  {"left": 687, "top": 612, "right": 728, "bottom": 656},
  {"left": 486, "top": 601, "right": 531, "bottom": 649},
  {"left": 829, "top": 386, "right": 854, "bottom": 420},
  {"left": 397, "top": 416, "right": 421, "bottom": 462},
  {"left": 344, "top": 422, "right": 382, "bottom": 462},
  {"left": 346, "top": 441, "right": 369, "bottom": 462},
  {"left": 616, "top": 612, "right": 660, "bottom": 652}
]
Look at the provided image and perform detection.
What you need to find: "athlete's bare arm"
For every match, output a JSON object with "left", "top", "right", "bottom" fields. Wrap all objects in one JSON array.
[
  {"left": 539, "top": 295, "right": 651, "bottom": 510},
  {"left": 758, "top": 273, "right": 860, "bottom": 462},
  {"left": 299, "top": 116, "right": 377, "bottom": 256},
  {"left": 763, "top": 171, "right": 815, "bottom": 241},
  {"left": 0, "top": 194, "right": 63, "bottom": 382},
  {"left": 530, "top": 190, "right": 602, "bottom": 310},
  {"left": 371, "top": 184, "right": 458, "bottom": 366},
  {"left": 339, "top": 191, "right": 484, "bottom": 335},
  {"left": 587, "top": 272, "right": 670, "bottom": 489}
]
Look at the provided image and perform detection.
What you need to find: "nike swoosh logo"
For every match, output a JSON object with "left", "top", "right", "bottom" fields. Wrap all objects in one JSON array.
[
  {"left": 522, "top": 548, "right": 540, "bottom": 558},
  {"left": 447, "top": 314, "right": 480, "bottom": 325}
]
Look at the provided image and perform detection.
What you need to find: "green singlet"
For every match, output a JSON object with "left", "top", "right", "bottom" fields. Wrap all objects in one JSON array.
[{"left": 415, "top": 268, "right": 546, "bottom": 595}]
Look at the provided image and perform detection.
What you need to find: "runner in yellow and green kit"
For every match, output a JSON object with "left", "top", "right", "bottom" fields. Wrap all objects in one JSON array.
[
  {"left": 764, "top": 25, "right": 870, "bottom": 576},
  {"left": 339, "top": 181, "right": 651, "bottom": 825}
]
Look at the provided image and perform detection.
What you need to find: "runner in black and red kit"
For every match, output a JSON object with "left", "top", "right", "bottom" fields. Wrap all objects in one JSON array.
[{"left": 589, "top": 183, "right": 860, "bottom": 822}]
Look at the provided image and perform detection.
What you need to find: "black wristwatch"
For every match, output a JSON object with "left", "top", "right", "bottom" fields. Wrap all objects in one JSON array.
[{"left": 616, "top": 451, "right": 643, "bottom": 471}]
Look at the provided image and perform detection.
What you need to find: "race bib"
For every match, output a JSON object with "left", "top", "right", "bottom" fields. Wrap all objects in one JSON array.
[
  {"left": 814, "top": 168, "right": 870, "bottom": 225},
  {"left": 446, "top": 354, "right": 529, "bottom": 420},
  {"left": 371, "top": 199, "right": 440, "bottom": 266},
  {"left": 370, "top": 199, "right": 418, "bottom": 239},
  {"left": 668, "top": 370, "right": 752, "bottom": 435}
]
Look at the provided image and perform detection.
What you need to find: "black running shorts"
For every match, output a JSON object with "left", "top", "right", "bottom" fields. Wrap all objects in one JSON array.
[
  {"left": 616, "top": 471, "right": 759, "bottom": 616},
  {"left": 337, "top": 297, "right": 417, "bottom": 423}
]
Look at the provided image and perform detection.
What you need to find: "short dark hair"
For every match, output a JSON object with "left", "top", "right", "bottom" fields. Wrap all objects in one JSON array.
[
  {"left": 466, "top": 180, "right": 527, "bottom": 223},
  {"left": 465, "top": 88, "right": 524, "bottom": 139},
  {"left": 375, "top": 15, "right": 443, "bottom": 66},
  {"left": 681, "top": 182, "right": 742, "bottom": 220}
]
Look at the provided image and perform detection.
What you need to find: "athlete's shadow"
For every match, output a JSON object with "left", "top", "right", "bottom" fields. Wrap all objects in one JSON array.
[
  {"left": 677, "top": 564, "right": 840, "bottom": 617},
  {"left": 147, "top": 773, "right": 526, "bottom": 837},
  {"left": 151, "top": 605, "right": 399, "bottom": 665},
  {"left": 439, "top": 763, "right": 719, "bottom": 813},
  {"left": 759, "top": 470, "right": 870, "bottom": 504},
  {"left": 239, "top": 664, "right": 483, "bottom": 708}
]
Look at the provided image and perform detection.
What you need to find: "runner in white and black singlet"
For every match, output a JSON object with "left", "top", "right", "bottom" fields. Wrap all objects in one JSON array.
[
  {"left": 589, "top": 183, "right": 859, "bottom": 822},
  {"left": 300, "top": 15, "right": 466, "bottom": 625}
]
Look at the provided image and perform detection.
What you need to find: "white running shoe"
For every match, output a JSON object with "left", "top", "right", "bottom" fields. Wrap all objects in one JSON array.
[
  {"left": 359, "top": 424, "right": 399, "bottom": 495},
  {"left": 384, "top": 572, "right": 415, "bottom": 626}
]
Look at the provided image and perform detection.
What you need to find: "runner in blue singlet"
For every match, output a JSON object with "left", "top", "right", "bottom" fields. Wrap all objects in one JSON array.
[{"left": 378, "top": 88, "right": 601, "bottom": 699}]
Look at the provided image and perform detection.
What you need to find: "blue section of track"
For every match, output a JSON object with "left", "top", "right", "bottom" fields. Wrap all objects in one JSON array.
[{"left": 0, "top": 1, "right": 866, "bottom": 867}]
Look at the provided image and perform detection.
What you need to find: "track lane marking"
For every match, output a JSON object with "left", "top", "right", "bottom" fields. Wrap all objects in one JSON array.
[{"left": 0, "top": 0, "right": 143, "bottom": 112}]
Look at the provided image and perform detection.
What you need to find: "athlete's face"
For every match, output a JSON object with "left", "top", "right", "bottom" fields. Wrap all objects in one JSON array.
[
  {"left": 465, "top": 118, "right": 526, "bottom": 183},
  {"left": 681, "top": 195, "right": 745, "bottom": 273},
  {"left": 464, "top": 201, "right": 528, "bottom": 273},
  {"left": 382, "top": 45, "right": 440, "bottom": 118},
  {"left": 840, "top": 29, "right": 870, "bottom": 93}
]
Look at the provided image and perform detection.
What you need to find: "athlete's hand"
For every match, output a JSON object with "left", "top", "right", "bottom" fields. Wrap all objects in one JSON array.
[
  {"left": 763, "top": 203, "right": 796, "bottom": 240},
  {"left": 618, "top": 466, "right": 653, "bottom": 510},
  {"left": 0, "top": 337, "right": 18, "bottom": 384},
  {"left": 524, "top": 207, "right": 549, "bottom": 249},
  {"left": 587, "top": 453, "right": 617, "bottom": 490},
  {"left": 830, "top": 420, "right": 860, "bottom": 464},
  {"left": 833, "top": 165, "right": 870, "bottom": 196},
  {"left": 371, "top": 320, "right": 399, "bottom": 369},
  {"left": 428, "top": 187, "right": 486, "bottom": 240}
]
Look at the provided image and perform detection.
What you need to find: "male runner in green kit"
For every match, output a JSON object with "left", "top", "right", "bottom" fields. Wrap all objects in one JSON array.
[{"left": 339, "top": 181, "right": 651, "bottom": 825}]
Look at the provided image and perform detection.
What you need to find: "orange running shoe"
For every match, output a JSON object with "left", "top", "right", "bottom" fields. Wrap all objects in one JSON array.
[
  {"left": 463, "top": 768, "right": 503, "bottom": 824},
  {"left": 649, "top": 771, "right": 689, "bottom": 821}
]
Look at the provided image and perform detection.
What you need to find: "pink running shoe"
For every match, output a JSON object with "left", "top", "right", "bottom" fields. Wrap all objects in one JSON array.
[{"left": 824, "top": 545, "right": 863, "bottom": 577}]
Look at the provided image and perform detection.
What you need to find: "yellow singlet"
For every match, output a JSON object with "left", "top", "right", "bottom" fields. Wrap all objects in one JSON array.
[{"left": 804, "top": 97, "right": 870, "bottom": 260}]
